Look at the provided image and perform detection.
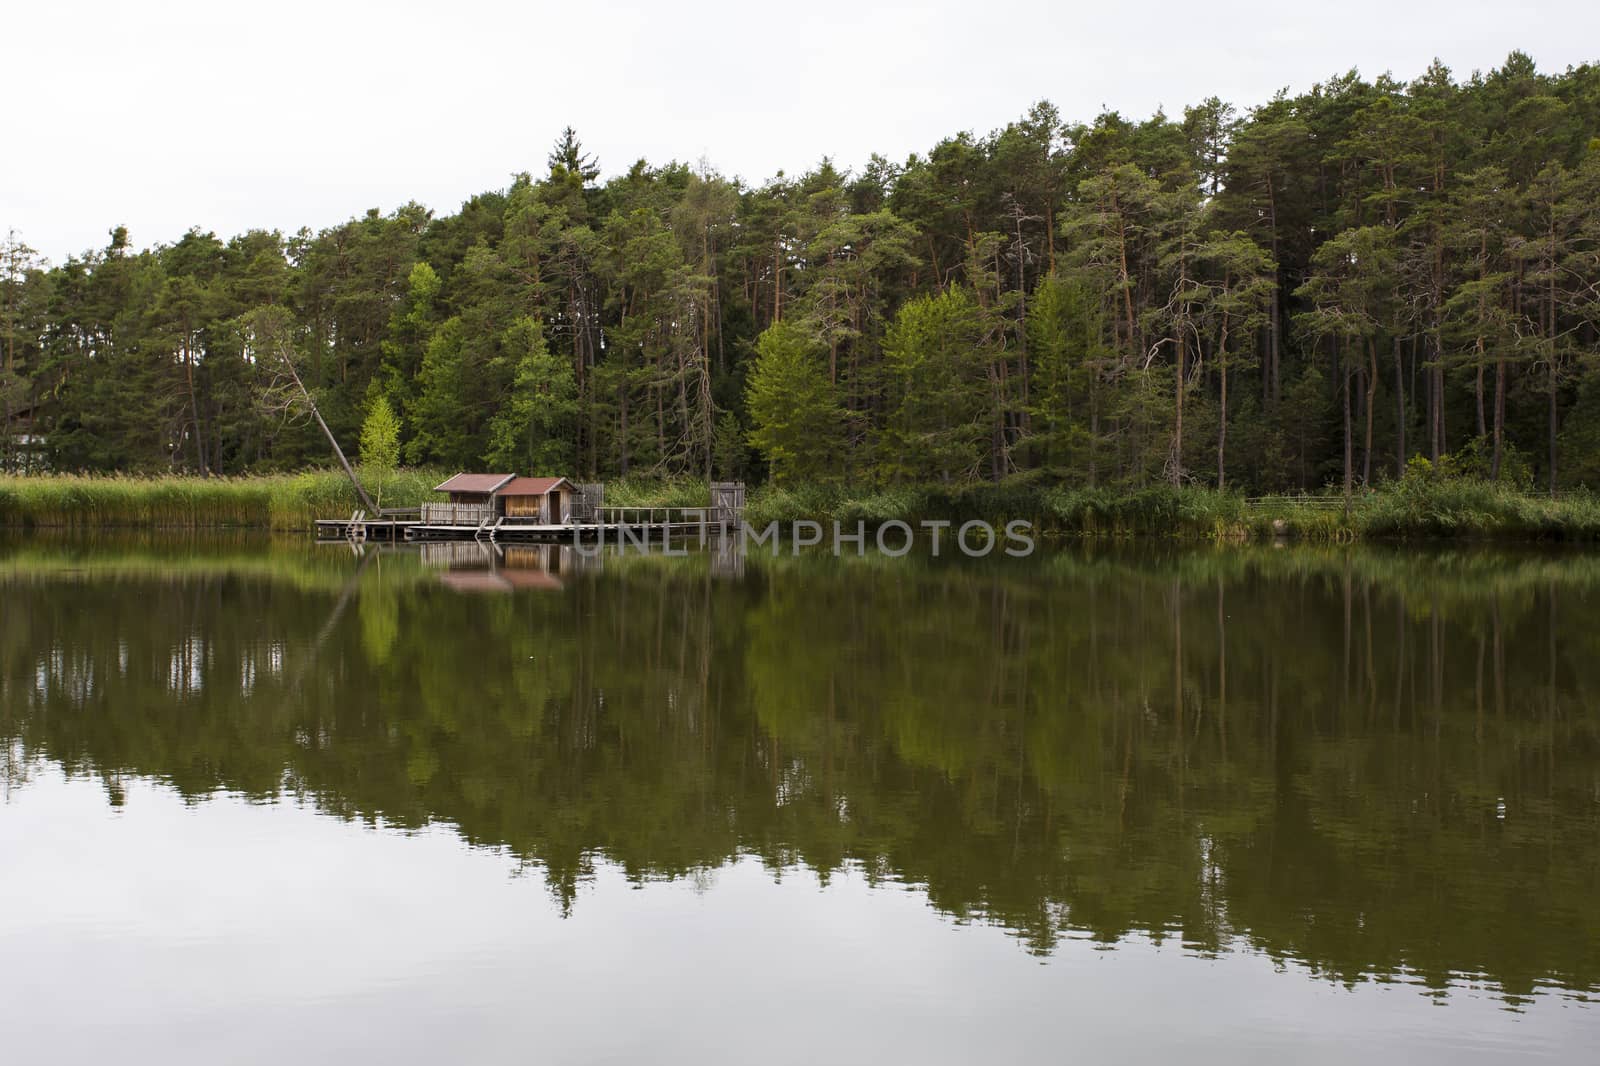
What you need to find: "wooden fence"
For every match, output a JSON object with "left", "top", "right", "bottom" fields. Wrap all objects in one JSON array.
[
  {"left": 420, "top": 502, "right": 496, "bottom": 526},
  {"left": 1243, "top": 495, "right": 1352, "bottom": 511}
]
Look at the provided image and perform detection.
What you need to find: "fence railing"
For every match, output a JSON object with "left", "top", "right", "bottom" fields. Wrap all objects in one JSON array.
[
  {"left": 599, "top": 506, "right": 712, "bottom": 526},
  {"left": 1243, "top": 495, "right": 1353, "bottom": 511},
  {"left": 420, "top": 502, "right": 495, "bottom": 526}
]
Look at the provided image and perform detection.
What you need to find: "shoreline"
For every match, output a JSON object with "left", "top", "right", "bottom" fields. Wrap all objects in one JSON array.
[{"left": 4, "top": 472, "right": 1600, "bottom": 543}]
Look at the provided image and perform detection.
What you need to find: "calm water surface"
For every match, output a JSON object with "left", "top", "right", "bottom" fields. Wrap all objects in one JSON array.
[{"left": 3, "top": 535, "right": 1599, "bottom": 1064}]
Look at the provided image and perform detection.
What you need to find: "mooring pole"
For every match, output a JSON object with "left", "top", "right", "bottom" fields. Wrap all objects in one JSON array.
[{"left": 278, "top": 346, "right": 380, "bottom": 515}]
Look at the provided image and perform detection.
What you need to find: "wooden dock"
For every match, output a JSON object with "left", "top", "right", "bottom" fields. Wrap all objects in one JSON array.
[
  {"left": 317, "top": 482, "right": 745, "bottom": 545},
  {"left": 313, "top": 508, "right": 419, "bottom": 542},
  {"left": 316, "top": 505, "right": 737, "bottom": 545}
]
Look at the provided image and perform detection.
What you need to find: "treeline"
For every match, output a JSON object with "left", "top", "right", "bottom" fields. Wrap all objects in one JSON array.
[{"left": 2, "top": 53, "right": 1599, "bottom": 493}]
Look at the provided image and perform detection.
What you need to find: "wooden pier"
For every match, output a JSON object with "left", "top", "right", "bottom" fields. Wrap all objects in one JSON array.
[{"left": 316, "top": 484, "right": 745, "bottom": 545}]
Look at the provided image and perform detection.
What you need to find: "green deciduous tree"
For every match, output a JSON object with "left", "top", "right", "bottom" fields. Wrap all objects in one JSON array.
[
  {"left": 745, "top": 321, "right": 845, "bottom": 485},
  {"left": 358, "top": 391, "right": 401, "bottom": 506}
]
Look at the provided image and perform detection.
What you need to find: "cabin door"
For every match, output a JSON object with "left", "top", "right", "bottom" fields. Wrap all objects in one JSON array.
[{"left": 711, "top": 482, "right": 745, "bottom": 527}]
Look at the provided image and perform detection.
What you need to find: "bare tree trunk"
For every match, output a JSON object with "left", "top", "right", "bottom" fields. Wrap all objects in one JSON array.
[
  {"left": 1548, "top": 355, "right": 1559, "bottom": 497},
  {"left": 1474, "top": 357, "right": 1486, "bottom": 442},
  {"left": 1088, "top": 374, "right": 1099, "bottom": 488},
  {"left": 1546, "top": 226, "right": 1559, "bottom": 496},
  {"left": 1491, "top": 355, "right": 1505, "bottom": 480},
  {"left": 1173, "top": 344, "right": 1185, "bottom": 486},
  {"left": 1436, "top": 356, "right": 1447, "bottom": 458},
  {"left": 1393, "top": 332, "right": 1405, "bottom": 477},
  {"left": 1217, "top": 305, "right": 1230, "bottom": 490},
  {"left": 1266, "top": 176, "right": 1281, "bottom": 406},
  {"left": 1171, "top": 245, "right": 1189, "bottom": 486},
  {"left": 1342, "top": 338, "right": 1353, "bottom": 511},
  {"left": 1363, "top": 341, "right": 1377, "bottom": 486},
  {"left": 772, "top": 243, "right": 782, "bottom": 324},
  {"left": 183, "top": 331, "right": 209, "bottom": 474},
  {"left": 1475, "top": 233, "right": 1489, "bottom": 444}
]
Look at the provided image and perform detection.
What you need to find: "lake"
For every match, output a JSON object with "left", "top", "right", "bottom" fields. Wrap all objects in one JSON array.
[{"left": 2, "top": 535, "right": 1598, "bottom": 1063}]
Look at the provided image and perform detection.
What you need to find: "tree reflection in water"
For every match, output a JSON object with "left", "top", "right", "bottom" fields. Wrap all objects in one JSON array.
[{"left": 3, "top": 535, "right": 1598, "bottom": 1003}]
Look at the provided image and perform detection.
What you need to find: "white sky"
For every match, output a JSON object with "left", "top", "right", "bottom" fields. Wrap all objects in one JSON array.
[{"left": 6, "top": 0, "right": 1597, "bottom": 263}]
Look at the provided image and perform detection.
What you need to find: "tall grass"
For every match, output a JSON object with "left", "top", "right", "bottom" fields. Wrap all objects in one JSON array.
[
  {"left": 601, "top": 475, "right": 712, "bottom": 510},
  {"left": 6, "top": 469, "right": 1600, "bottom": 542},
  {"left": 745, "top": 483, "right": 1269, "bottom": 538},
  {"left": 0, "top": 469, "right": 447, "bottom": 531},
  {"left": 1358, "top": 479, "right": 1600, "bottom": 540},
  {"left": 743, "top": 479, "right": 1600, "bottom": 542}
]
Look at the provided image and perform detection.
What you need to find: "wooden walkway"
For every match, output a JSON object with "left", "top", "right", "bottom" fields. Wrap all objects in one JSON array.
[
  {"left": 318, "top": 486, "right": 746, "bottom": 544},
  {"left": 315, "top": 506, "right": 733, "bottom": 545}
]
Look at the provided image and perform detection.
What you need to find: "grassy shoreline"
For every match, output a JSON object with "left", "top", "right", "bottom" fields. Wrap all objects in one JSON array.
[
  {"left": 0, "top": 470, "right": 449, "bottom": 532},
  {"left": 5, "top": 471, "right": 1600, "bottom": 542},
  {"left": 613, "top": 475, "right": 1600, "bottom": 542}
]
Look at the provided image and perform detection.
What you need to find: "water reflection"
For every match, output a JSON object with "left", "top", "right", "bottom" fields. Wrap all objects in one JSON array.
[{"left": 3, "top": 536, "right": 1599, "bottom": 1004}]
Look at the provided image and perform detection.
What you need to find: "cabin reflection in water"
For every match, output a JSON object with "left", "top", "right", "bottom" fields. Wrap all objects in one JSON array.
[
  {"left": 419, "top": 537, "right": 746, "bottom": 590},
  {"left": 421, "top": 542, "right": 588, "bottom": 592}
]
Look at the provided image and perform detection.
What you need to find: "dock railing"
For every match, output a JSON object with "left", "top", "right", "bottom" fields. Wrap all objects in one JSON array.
[
  {"left": 420, "top": 502, "right": 496, "bottom": 526},
  {"left": 1243, "top": 494, "right": 1353, "bottom": 511},
  {"left": 599, "top": 506, "right": 718, "bottom": 528}
]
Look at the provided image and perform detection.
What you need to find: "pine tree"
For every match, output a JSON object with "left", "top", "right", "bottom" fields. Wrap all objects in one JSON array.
[
  {"left": 484, "top": 317, "right": 576, "bottom": 472},
  {"left": 405, "top": 318, "right": 471, "bottom": 467},
  {"left": 1297, "top": 226, "right": 1400, "bottom": 495},
  {"left": 882, "top": 287, "right": 990, "bottom": 483},
  {"left": 1025, "top": 274, "right": 1108, "bottom": 482}
]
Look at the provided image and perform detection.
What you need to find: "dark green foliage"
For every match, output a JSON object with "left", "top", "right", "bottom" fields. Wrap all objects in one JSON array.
[{"left": 3, "top": 62, "right": 1600, "bottom": 493}]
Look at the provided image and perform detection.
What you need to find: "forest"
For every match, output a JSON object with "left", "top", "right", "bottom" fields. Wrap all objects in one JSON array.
[{"left": 2, "top": 51, "right": 1599, "bottom": 496}]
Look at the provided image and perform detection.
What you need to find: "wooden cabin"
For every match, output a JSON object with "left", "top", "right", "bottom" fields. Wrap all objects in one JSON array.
[
  {"left": 498, "top": 477, "right": 574, "bottom": 524},
  {"left": 434, "top": 472, "right": 516, "bottom": 504},
  {"left": 423, "top": 472, "right": 576, "bottom": 526},
  {"left": 424, "top": 473, "right": 517, "bottom": 526}
]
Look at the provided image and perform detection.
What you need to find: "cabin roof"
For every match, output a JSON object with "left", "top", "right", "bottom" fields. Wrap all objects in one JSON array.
[
  {"left": 500, "top": 569, "right": 565, "bottom": 591},
  {"left": 438, "top": 570, "right": 513, "bottom": 593},
  {"left": 498, "top": 476, "right": 570, "bottom": 496},
  {"left": 434, "top": 473, "right": 517, "bottom": 495}
]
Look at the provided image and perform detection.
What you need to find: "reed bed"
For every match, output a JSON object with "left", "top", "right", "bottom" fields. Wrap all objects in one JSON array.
[
  {"left": 744, "top": 483, "right": 1287, "bottom": 538},
  {"left": 742, "top": 480, "right": 1600, "bottom": 542},
  {"left": 0, "top": 470, "right": 447, "bottom": 531}
]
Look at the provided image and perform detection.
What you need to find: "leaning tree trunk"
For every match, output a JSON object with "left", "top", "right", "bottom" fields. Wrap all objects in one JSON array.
[{"left": 276, "top": 342, "right": 377, "bottom": 514}]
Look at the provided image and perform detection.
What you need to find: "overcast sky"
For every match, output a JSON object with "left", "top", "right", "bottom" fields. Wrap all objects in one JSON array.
[{"left": 6, "top": 0, "right": 1597, "bottom": 263}]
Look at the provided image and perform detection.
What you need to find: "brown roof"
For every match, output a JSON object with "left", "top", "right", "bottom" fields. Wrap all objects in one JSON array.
[
  {"left": 500, "top": 569, "right": 565, "bottom": 591},
  {"left": 434, "top": 473, "right": 516, "bottom": 495},
  {"left": 498, "top": 476, "right": 570, "bottom": 496},
  {"left": 438, "top": 570, "right": 513, "bottom": 593}
]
